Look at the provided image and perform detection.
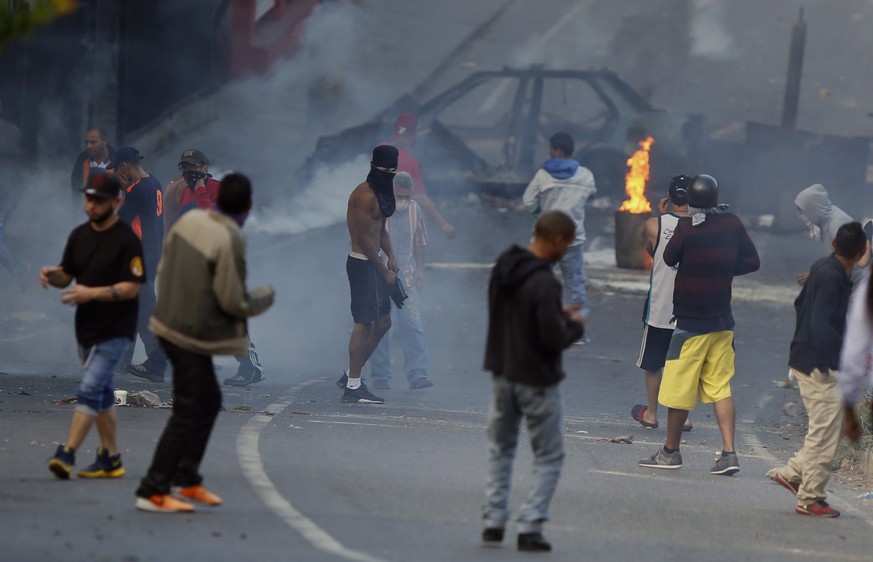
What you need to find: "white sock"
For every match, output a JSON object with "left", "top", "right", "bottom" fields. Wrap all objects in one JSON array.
[{"left": 346, "top": 376, "right": 361, "bottom": 390}]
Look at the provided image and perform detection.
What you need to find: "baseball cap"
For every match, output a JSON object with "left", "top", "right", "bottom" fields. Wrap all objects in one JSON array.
[
  {"left": 669, "top": 174, "right": 693, "bottom": 205},
  {"left": 393, "top": 114, "right": 418, "bottom": 136},
  {"left": 106, "top": 146, "right": 143, "bottom": 170},
  {"left": 81, "top": 172, "right": 121, "bottom": 199},
  {"left": 179, "top": 149, "right": 208, "bottom": 167}
]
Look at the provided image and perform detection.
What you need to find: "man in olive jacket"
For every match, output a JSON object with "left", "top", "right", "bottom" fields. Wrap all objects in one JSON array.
[{"left": 135, "top": 173, "right": 274, "bottom": 513}]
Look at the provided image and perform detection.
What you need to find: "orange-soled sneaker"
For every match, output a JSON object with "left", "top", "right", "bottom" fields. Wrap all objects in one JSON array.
[
  {"left": 173, "top": 485, "right": 222, "bottom": 506},
  {"left": 796, "top": 500, "right": 840, "bottom": 518},
  {"left": 135, "top": 494, "right": 195, "bottom": 513}
]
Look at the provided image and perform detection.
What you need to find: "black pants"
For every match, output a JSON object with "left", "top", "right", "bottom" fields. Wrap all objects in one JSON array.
[{"left": 136, "top": 338, "right": 221, "bottom": 497}]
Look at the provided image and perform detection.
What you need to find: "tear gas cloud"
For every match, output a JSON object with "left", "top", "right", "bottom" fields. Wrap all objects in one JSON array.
[
  {"left": 247, "top": 156, "right": 368, "bottom": 236},
  {"left": 4, "top": 0, "right": 873, "bottom": 380}
]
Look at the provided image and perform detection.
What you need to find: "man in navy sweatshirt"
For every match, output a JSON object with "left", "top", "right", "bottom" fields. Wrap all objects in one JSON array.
[
  {"left": 481, "top": 211, "right": 585, "bottom": 553},
  {"left": 639, "top": 174, "right": 759, "bottom": 475}
]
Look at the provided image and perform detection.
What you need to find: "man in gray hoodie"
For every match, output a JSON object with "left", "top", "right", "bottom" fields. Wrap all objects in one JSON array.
[{"left": 794, "top": 184, "right": 869, "bottom": 285}]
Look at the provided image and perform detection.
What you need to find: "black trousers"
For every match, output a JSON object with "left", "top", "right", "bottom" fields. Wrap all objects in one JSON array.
[{"left": 136, "top": 338, "right": 221, "bottom": 497}]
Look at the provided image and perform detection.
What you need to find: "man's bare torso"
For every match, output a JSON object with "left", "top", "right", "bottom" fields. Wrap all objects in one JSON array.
[{"left": 347, "top": 181, "right": 384, "bottom": 256}]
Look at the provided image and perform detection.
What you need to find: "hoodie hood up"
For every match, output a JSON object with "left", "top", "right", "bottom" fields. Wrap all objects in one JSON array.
[
  {"left": 542, "top": 158, "right": 580, "bottom": 180},
  {"left": 795, "top": 184, "right": 833, "bottom": 225}
]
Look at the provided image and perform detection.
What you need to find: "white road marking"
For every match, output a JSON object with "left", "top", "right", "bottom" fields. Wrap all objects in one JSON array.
[
  {"left": 305, "top": 420, "right": 403, "bottom": 429},
  {"left": 236, "top": 382, "right": 387, "bottom": 562}
]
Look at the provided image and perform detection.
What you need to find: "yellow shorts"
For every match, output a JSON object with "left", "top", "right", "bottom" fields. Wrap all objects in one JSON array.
[{"left": 658, "top": 330, "right": 735, "bottom": 410}]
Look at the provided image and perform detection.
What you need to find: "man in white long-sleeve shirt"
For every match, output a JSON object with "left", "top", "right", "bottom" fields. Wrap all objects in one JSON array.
[
  {"left": 839, "top": 267, "right": 873, "bottom": 442},
  {"left": 522, "top": 132, "right": 595, "bottom": 342}
]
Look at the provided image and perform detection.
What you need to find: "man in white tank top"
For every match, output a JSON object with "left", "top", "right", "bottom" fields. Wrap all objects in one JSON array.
[{"left": 631, "top": 176, "right": 693, "bottom": 431}]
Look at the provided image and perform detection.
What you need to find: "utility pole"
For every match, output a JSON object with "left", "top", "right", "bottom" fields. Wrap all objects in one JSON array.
[{"left": 781, "top": 8, "right": 806, "bottom": 129}]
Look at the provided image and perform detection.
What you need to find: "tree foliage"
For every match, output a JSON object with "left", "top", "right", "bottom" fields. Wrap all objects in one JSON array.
[{"left": 0, "top": 0, "right": 77, "bottom": 53}]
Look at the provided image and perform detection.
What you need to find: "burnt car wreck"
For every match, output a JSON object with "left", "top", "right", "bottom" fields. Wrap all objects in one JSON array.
[{"left": 303, "top": 67, "right": 704, "bottom": 199}]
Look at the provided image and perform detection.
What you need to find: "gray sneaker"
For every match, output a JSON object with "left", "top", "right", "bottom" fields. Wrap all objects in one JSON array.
[
  {"left": 639, "top": 447, "right": 683, "bottom": 469},
  {"left": 711, "top": 452, "right": 740, "bottom": 475}
]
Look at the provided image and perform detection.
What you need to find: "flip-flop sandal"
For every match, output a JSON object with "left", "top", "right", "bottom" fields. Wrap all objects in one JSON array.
[
  {"left": 683, "top": 422, "right": 693, "bottom": 432},
  {"left": 631, "top": 404, "right": 658, "bottom": 429}
]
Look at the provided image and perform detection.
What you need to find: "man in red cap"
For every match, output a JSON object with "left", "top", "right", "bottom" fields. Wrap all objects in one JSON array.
[{"left": 382, "top": 114, "right": 456, "bottom": 238}]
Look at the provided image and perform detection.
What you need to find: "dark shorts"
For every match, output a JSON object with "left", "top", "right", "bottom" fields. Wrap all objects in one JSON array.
[
  {"left": 636, "top": 324, "right": 674, "bottom": 372},
  {"left": 347, "top": 255, "right": 391, "bottom": 324}
]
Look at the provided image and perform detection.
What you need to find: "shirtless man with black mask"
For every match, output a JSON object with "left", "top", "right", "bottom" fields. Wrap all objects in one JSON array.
[{"left": 337, "top": 145, "right": 400, "bottom": 404}]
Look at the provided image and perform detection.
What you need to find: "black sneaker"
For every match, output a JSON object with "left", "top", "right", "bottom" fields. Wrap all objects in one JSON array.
[
  {"left": 482, "top": 528, "right": 504, "bottom": 543},
  {"left": 127, "top": 363, "right": 165, "bottom": 383},
  {"left": 224, "top": 362, "right": 265, "bottom": 387},
  {"left": 341, "top": 382, "right": 384, "bottom": 404},
  {"left": 518, "top": 532, "right": 551, "bottom": 552},
  {"left": 336, "top": 371, "right": 348, "bottom": 390}
]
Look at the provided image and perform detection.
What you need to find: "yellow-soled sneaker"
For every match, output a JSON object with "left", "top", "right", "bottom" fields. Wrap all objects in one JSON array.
[
  {"left": 135, "top": 494, "right": 195, "bottom": 513},
  {"left": 48, "top": 445, "right": 75, "bottom": 479},
  {"left": 173, "top": 485, "right": 222, "bottom": 506},
  {"left": 78, "top": 447, "right": 125, "bottom": 478}
]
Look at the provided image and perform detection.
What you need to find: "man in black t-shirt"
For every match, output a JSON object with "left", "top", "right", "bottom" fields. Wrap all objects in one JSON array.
[
  {"left": 109, "top": 146, "right": 168, "bottom": 381},
  {"left": 41, "top": 173, "right": 145, "bottom": 480}
]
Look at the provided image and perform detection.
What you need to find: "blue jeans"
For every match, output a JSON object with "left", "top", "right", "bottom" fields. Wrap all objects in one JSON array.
[
  {"left": 121, "top": 280, "right": 167, "bottom": 371},
  {"left": 483, "top": 377, "right": 564, "bottom": 533},
  {"left": 557, "top": 243, "right": 585, "bottom": 306},
  {"left": 368, "top": 285, "right": 429, "bottom": 383},
  {"left": 76, "top": 338, "right": 131, "bottom": 415}
]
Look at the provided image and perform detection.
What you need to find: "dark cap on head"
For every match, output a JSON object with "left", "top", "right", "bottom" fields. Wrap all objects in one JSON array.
[
  {"left": 372, "top": 145, "right": 399, "bottom": 169},
  {"left": 81, "top": 172, "right": 121, "bottom": 199},
  {"left": 668, "top": 174, "right": 692, "bottom": 206},
  {"left": 106, "top": 146, "right": 142, "bottom": 170},
  {"left": 179, "top": 149, "right": 208, "bottom": 167}
]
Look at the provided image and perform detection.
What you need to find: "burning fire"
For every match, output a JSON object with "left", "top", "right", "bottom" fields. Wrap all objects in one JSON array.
[{"left": 618, "top": 136, "right": 654, "bottom": 214}]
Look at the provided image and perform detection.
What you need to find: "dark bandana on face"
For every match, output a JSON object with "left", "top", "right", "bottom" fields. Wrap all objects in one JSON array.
[{"left": 367, "top": 145, "right": 399, "bottom": 217}]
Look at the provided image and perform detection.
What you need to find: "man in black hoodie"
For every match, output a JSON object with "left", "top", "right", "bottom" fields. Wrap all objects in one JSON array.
[{"left": 481, "top": 211, "right": 585, "bottom": 553}]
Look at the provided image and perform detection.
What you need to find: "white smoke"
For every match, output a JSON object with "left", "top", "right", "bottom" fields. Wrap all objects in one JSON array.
[
  {"left": 690, "top": 0, "right": 738, "bottom": 60},
  {"left": 246, "top": 155, "right": 369, "bottom": 235}
]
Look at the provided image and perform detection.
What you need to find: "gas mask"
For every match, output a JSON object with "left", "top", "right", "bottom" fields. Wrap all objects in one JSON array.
[
  {"left": 394, "top": 199, "right": 410, "bottom": 213},
  {"left": 183, "top": 169, "right": 209, "bottom": 188}
]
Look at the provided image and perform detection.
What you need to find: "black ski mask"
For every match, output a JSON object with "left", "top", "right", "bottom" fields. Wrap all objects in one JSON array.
[{"left": 367, "top": 145, "right": 399, "bottom": 217}]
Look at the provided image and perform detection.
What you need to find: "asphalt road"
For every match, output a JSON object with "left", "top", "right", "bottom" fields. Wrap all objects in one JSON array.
[
  {"left": 2, "top": 204, "right": 872, "bottom": 562},
  {"left": 4, "top": 2, "right": 873, "bottom": 560}
]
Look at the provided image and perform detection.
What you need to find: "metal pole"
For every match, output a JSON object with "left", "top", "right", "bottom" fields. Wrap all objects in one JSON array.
[{"left": 781, "top": 8, "right": 806, "bottom": 129}]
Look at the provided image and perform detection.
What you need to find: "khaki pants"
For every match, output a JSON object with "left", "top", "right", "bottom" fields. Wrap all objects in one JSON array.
[{"left": 777, "top": 368, "right": 843, "bottom": 505}]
